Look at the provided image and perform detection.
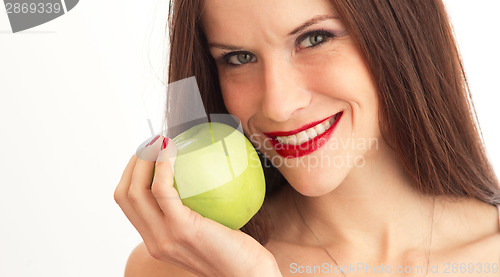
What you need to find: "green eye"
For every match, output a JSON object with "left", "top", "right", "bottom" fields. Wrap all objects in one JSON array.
[
  {"left": 227, "top": 52, "right": 256, "bottom": 65},
  {"left": 309, "top": 34, "right": 325, "bottom": 46},
  {"left": 297, "top": 31, "right": 333, "bottom": 49}
]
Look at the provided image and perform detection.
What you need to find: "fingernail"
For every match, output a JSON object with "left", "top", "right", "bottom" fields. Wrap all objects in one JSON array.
[
  {"left": 145, "top": 135, "right": 160, "bottom": 148},
  {"left": 161, "top": 136, "right": 168, "bottom": 151},
  {"left": 136, "top": 134, "right": 163, "bottom": 161},
  {"left": 157, "top": 137, "right": 173, "bottom": 161}
]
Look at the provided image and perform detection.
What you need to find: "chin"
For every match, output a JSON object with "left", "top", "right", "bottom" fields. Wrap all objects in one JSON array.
[{"left": 283, "top": 170, "right": 346, "bottom": 197}]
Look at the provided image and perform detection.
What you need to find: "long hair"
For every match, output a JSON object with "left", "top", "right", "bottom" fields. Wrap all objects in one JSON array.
[{"left": 166, "top": 0, "right": 500, "bottom": 245}]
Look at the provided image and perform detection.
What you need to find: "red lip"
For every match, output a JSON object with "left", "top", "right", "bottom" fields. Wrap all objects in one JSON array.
[{"left": 265, "top": 111, "right": 343, "bottom": 159}]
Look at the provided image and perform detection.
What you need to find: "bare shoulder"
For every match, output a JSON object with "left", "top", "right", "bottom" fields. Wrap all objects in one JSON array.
[
  {"left": 124, "top": 242, "right": 198, "bottom": 277},
  {"left": 434, "top": 197, "right": 500, "bottom": 261}
]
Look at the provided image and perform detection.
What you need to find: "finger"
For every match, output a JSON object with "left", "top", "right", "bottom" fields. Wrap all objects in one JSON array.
[
  {"left": 114, "top": 154, "right": 138, "bottom": 205},
  {"left": 136, "top": 134, "right": 164, "bottom": 162},
  {"left": 115, "top": 154, "right": 137, "bottom": 195},
  {"left": 128, "top": 153, "right": 166, "bottom": 230},
  {"left": 114, "top": 155, "right": 157, "bottom": 235},
  {"left": 151, "top": 138, "right": 188, "bottom": 219}
]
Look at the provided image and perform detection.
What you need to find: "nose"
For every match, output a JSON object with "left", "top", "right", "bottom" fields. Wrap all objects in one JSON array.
[{"left": 260, "top": 58, "right": 311, "bottom": 122}]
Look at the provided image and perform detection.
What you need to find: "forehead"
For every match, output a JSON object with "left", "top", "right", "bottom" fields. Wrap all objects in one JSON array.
[{"left": 200, "top": 0, "right": 338, "bottom": 40}]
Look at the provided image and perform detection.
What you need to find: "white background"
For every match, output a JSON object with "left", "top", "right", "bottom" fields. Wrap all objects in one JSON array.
[{"left": 0, "top": 0, "right": 499, "bottom": 276}]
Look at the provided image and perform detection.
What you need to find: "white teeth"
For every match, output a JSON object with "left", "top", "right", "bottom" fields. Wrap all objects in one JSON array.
[
  {"left": 306, "top": 128, "right": 318, "bottom": 138},
  {"left": 287, "top": 135, "right": 297, "bottom": 145},
  {"left": 314, "top": 124, "right": 326, "bottom": 135},
  {"left": 324, "top": 119, "right": 332, "bottom": 129},
  {"left": 296, "top": 131, "right": 309, "bottom": 144},
  {"left": 275, "top": 114, "right": 339, "bottom": 145}
]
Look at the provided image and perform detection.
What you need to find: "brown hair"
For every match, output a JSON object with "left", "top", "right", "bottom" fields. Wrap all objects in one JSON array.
[{"left": 166, "top": 0, "right": 500, "bottom": 245}]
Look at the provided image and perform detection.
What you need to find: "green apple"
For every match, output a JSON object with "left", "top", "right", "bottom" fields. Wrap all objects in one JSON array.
[{"left": 169, "top": 122, "right": 265, "bottom": 230}]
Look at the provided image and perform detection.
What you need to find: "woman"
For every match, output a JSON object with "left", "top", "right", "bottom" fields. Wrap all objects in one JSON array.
[{"left": 114, "top": 0, "right": 500, "bottom": 276}]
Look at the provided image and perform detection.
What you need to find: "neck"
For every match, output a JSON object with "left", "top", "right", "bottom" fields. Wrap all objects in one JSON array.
[{"left": 287, "top": 141, "right": 436, "bottom": 262}]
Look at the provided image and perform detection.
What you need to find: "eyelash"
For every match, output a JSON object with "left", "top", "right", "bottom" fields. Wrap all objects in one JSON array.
[{"left": 218, "top": 29, "right": 335, "bottom": 68}]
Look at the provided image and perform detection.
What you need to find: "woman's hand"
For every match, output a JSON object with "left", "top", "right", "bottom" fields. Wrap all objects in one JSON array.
[{"left": 114, "top": 136, "right": 282, "bottom": 277}]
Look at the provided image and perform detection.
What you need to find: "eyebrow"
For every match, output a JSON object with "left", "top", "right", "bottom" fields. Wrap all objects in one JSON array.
[
  {"left": 288, "top": 15, "right": 338, "bottom": 36},
  {"left": 208, "top": 14, "right": 338, "bottom": 51}
]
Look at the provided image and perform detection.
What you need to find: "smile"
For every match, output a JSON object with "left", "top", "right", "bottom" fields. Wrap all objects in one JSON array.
[
  {"left": 263, "top": 111, "right": 343, "bottom": 158},
  {"left": 276, "top": 115, "right": 336, "bottom": 145}
]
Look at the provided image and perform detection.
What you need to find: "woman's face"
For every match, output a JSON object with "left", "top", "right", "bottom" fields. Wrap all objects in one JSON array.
[{"left": 201, "top": 0, "right": 383, "bottom": 196}]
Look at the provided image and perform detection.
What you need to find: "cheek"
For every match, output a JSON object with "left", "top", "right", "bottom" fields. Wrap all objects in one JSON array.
[
  {"left": 219, "top": 77, "right": 260, "bottom": 129},
  {"left": 308, "top": 45, "right": 379, "bottom": 121},
  {"left": 297, "top": 38, "right": 378, "bottom": 102}
]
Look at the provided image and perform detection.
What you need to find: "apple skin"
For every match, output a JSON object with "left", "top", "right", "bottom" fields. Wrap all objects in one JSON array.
[{"left": 171, "top": 122, "right": 266, "bottom": 230}]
